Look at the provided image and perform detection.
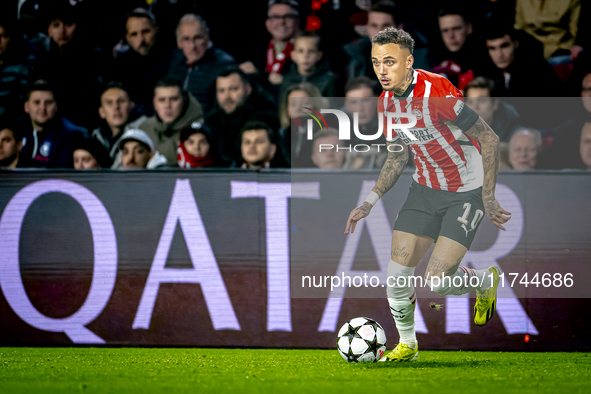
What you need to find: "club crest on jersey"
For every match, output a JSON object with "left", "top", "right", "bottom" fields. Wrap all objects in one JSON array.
[
  {"left": 412, "top": 109, "right": 423, "bottom": 120},
  {"left": 40, "top": 141, "right": 51, "bottom": 157}
]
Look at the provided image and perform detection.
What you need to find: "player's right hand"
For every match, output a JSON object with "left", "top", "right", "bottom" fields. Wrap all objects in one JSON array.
[{"left": 344, "top": 202, "right": 373, "bottom": 234}]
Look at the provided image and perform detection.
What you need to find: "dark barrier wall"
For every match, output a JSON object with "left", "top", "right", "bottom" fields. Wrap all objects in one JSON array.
[{"left": 0, "top": 170, "right": 590, "bottom": 351}]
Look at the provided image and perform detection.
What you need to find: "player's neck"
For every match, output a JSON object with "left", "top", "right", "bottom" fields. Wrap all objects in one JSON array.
[{"left": 392, "top": 68, "right": 414, "bottom": 96}]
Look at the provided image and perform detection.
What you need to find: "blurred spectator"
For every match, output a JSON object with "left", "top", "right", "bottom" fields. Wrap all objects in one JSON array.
[
  {"left": 342, "top": 76, "right": 388, "bottom": 169},
  {"left": 515, "top": 0, "right": 581, "bottom": 60},
  {"left": 0, "top": 19, "right": 33, "bottom": 118},
  {"left": 111, "top": 129, "right": 167, "bottom": 169},
  {"left": 73, "top": 138, "right": 112, "bottom": 170},
  {"left": 167, "top": 14, "right": 236, "bottom": 113},
  {"left": 30, "top": 5, "right": 107, "bottom": 128},
  {"left": 482, "top": 25, "right": 564, "bottom": 97},
  {"left": 134, "top": 77, "right": 204, "bottom": 164},
  {"left": 281, "top": 31, "right": 335, "bottom": 97},
  {"left": 340, "top": 0, "right": 430, "bottom": 90},
  {"left": 429, "top": 5, "right": 488, "bottom": 90},
  {"left": 240, "top": 120, "right": 282, "bottom": 169},
  {"left": 20, "top": 80, "right": 86, "bottom": 168},
  {"left": 0, "top": 119, "right": 28, "bottom": 169},
  {"left": 178, "top": 121, "right": 227, "bottom": 168},
  {"left": 278, "top": 82, "right": 325, "bottom": 167},
  {"left": 112, "top": 8, "right": 173, "bottom": 115},
  {"left": 580, "top": 122, "right": 591, "bottom": 170},
  {"left": 508, "top": 127, "right": 541, "bottom": 171},
  {"left": 206, "top": 66, "right": 279, "bottom": 164},
  {"left": 537, "top": 72, "right": 591, "bottom": 169},
  {"left": 311, "top": 129, "right": 347, "bottom": 170},
  {"left": 240, "top": 0, "right": 300, "bottom": 92},
  {"left": 92, "top": 82, "right": 136, "bottom": 159},
  {"left": 464, "top": 76, "right": 520, "bottom": 142}
]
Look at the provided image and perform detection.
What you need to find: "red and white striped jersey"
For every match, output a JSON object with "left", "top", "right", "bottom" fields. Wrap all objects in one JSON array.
[{"left": 379, "top": 69, "right": 484, "bottom": 192}]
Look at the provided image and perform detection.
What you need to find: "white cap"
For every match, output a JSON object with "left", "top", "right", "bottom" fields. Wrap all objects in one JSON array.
[{"left": 114, "top": 129, "right": 155, "bottom": 152}]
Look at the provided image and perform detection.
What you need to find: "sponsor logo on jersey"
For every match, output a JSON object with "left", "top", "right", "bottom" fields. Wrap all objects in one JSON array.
[{"left": 453, "top": 100, "right": 464, "bottom": 116}]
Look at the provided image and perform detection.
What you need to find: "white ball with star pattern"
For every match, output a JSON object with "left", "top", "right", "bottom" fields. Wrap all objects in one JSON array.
[{"left": 336, "top": 317, "right": 387, "bottom": 363}]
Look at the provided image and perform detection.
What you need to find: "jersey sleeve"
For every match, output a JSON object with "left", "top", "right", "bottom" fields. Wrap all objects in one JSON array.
[
  {"left": 379, "top": 93, "right": 400, "bottom": 142},
  {"left": 435, "top": 79, "right": 479, "bottom": 131}
]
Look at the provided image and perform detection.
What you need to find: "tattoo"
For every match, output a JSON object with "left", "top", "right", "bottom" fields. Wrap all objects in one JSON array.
[
  {"left": 392, "top": 68, "right": 414, "bottom": 96},
  {"left": 456, "top": 255, "right": 464, "bottom": 265},
  {"left": 358, "top": 202, "right": 372, "bottom": 218},
  {"left": 463, "top": 117, "right": 500, "bottom": 216},
  {"left": 426, "top": 255, "right": 454, "bottom": 278},
  {"left": 373, "top": 142, "right": 409, "bottom": 198},
  {"left": 391, "top": 245, "right": 410, "bottom": 261}
]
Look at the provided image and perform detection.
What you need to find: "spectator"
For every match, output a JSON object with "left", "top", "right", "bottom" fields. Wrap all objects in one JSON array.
[
  {"left": 30, "top": 5, "right": 107, "bottom": 128},
  {"left": 311, "top": 129, "right": 347, "bottom": 170},
  {"left": 134, "top": 77, "right": 204, "bottom": 164},
  {"left": 73, "top": 138, "right": 112, "bottom": 170},
  {"left": 515, "top": 0, "right": 581, "bottom": 60},
  {"left": 482, "top": 25, "right": 564, "bottom": 97},
  {"left": 206, "top": 66, "right": 279, "bottom": 164},
  {"left": 341, "top": 0, "right": 429, "bottom": 89},
  {"left": 111, "top": 129, "right": 167, "bottom": 169},
  {"left": 20, "top": 80, "right": 86, "bottom": 168},
  {"left": 0, "top": 19, "right": 33, "bottom": 118},
  {"left": 167, "top": 14, "right": 236, "bottom": 113},
  {"left": 178, "top": 121, "right": 227, "bottom": 168},
  {"left": 240, "top": 0, "right": 300, "bottom": 92},
  {"left": 463, "top": 76, "right": 520, "bottom": 142},
  {"left": 0, "top": 119, "right": 28, "bottom": 169},
  {"left": 508, "top": 127, "right": 542, "bottom": 171},
  {"left": 91, "top": 82, "right": 137, "bottom": 159},
  {"left": 342, "top": 76, "right": 388, "bottom": 169},
  {"left": 281, "top": 31, "right": 335, "bottom": 98},
  {"left": 278, "top": 82, "right": 325, "bottom": 167},
  {"left": 240, "top": 121, "right": 280, "bottom": 169},
  {"left": 580, "top": 122, "right": 591, "bottom": 170},
  {"left": 537, "top": 72, "right": 591, "bottom": 169},
  {"left": 112, "top": 8, "right": 173, "bottom": 115}
]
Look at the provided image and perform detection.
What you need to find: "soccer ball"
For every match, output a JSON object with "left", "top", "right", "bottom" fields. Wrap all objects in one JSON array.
[{"left": 337, "top": 317, "right": 387, "bottom": 363}]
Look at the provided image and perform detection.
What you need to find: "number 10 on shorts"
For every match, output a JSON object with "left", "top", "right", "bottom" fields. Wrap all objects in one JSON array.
[{"left": 457, "top": 202, "right": 484, "bottom": 236}]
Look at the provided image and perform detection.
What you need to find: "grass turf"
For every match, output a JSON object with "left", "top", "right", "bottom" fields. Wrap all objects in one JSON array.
[{"left": 0, "top": 348, "right": 589, "bottom": 394}]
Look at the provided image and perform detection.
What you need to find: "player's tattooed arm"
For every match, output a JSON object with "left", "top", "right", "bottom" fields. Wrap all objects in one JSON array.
[
  {"left": 345, "top": 141, "right": 408, "bottom": 234},
  {"left": 464, "top": 117, "right": 512, "bottom": 231}
]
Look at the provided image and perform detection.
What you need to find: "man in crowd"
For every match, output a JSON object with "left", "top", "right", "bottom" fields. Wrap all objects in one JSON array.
[
  {"left": 0, "top": 18, "right": 33, "bottom": 118},
  {"left": 240, "top": 0, "right": 300, "bottom": 92},
  {"left": 482, "top": 26, "right": 564, "bottom": 97},
  {"left": 311, "top": 129, "right": 347, "bottom": 170},
  {"left": 206, "top": 67, "right": 279, "bottom": 164},
  {"left": 134, "top": 77, "right": 203, "bottom": 164},
  {"left": 92, "top": 82, "right": 137, "bottom": 159},
  {"left": 167, "top": 14, "right": 236, "bottom": 113},
  {"left": 240, "top": 121, "right": 280, "bottom": 169},
  {"left": 111, "top": 129, "right": 167, "bottom": 169},
  {"left": 429, "top": 6, "right": 488, "bottom": 90},
  {"left": 342, "top": 0, "right": 428, "bottom": 90},
  {"left": 463, "top": 77, "right": 520, "bottom": 142},
  {"left": 0, "top": 118, "right": 28, "bottom": 169},
  {"left": 19, "top": 80, "right": 86, "bottom": 168},
  {"left": 112, "top": 8, "right": 173, "bottom": 115},
  {"left": 73, "top": 138, "right": 112, "bottom": 170},
  {"left": 508, "top": 128, "right": 542, "bottom": 171}
]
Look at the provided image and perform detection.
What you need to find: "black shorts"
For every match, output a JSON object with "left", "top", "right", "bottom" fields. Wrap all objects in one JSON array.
[{"left": 393, "top": 181, "right": 485, "bottom": 249}]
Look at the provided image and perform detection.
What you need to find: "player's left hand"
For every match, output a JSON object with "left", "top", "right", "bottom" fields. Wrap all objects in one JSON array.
[
  {"left": 484, "top": 197, "right": 511, "bottom": 231},
  {"left": 344, "top": 202, "right": 372, "bottom": 234}
]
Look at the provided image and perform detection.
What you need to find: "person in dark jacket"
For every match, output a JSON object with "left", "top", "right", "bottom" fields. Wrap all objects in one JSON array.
[
  {"left": 0, "top": 18, "right": 33, "bottom": 119},
  {"left": 167, "top": 14, "right": 236, "bottom": 113},
  {"left": 91, "top": 82, "right": 138, "bottom": 160},
  {"left": 19, "top": 80, "right": 86, "bottom": 168},
  {"left": 0, "top": 117, "right": 30, "bottom": 169},
  {"left": 206, "top": 67, "right": 280, "bottom": 164},
  {"left": 111, "top": 8, "right": 173, "bottom": 116},
  {"left": 281, "top": 31, "right": 335, "bottom": 98}
]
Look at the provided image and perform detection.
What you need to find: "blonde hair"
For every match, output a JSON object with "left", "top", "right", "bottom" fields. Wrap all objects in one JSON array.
[{"left": 279, "top": 83, "right": 326, "bottom": 128}]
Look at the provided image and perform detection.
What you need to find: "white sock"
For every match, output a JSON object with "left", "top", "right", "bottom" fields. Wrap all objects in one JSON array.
[
  {"left": 386, "top": 260, "right": 417, "bottom": 349},
  {"left": 428, "top": 266, "right": 492, "bottom": 296}
]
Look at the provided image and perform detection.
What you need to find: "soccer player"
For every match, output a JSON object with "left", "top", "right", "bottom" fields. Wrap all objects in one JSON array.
[{"left": 344, "top": 28, "right": 511, "bottom": 362}]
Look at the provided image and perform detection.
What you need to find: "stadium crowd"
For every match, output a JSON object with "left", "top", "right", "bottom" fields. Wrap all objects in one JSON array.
[{"left": 0, "top": 0, "right": 590, "bottom": 171}]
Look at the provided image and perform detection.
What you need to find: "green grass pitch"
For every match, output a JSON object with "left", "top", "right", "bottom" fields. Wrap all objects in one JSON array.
[{"left": 1, "top": 348, "right": 589, "bottom": 393}]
